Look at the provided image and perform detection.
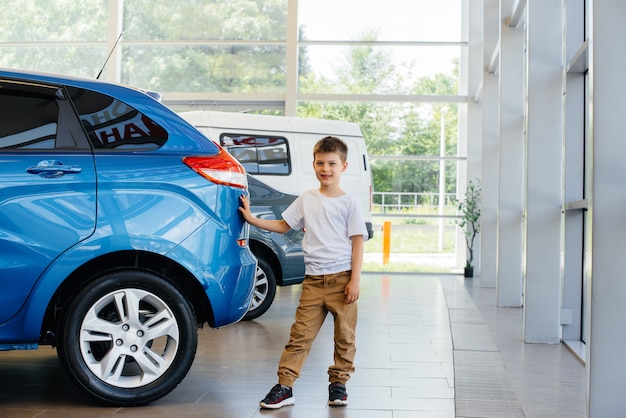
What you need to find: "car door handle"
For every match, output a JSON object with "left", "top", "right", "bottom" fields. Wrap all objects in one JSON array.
[{"left": 27, "top": 160, "right": 83, "bottom": 178}]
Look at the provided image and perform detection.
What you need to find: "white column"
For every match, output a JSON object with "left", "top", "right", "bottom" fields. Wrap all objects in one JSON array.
[
  {"left": 465, "top": 0, "right": 483, "bottom": 186},
  {"left": 522, "top": 0, "right": 563, "bottom": 343},
  {"left": 285, "top": 0, "right": 299, "bottom": 116},
  {"left": 479, "top": 0, "right": 499, "bottom": 287},
  {"left": 104, "top": 0, "right": 123, "bottom": 82},
  {"left": 561, "top": 0, "right": 586, "bottom": 345},
  {"left": 587, "top": 1, "right": 626, "bottom": 415},
  {"left": 496, "top": 0, "right": 524, "bottom": 307}
]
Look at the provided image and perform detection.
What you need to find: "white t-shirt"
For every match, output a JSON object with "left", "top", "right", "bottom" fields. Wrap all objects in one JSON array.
[{"left": 282, "top": 189, "right": 369, "bottom": 275}]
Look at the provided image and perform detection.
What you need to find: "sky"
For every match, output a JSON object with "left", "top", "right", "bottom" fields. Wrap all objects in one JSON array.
[
  {"left": 298, "top": 0, "right": 462, "bottom": 42},
  {"left": 297, "top": 0, "right": 463, "bottom": 80}
]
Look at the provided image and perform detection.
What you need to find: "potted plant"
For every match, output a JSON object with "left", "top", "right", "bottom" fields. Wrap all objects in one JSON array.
[{"left": 456, "top": 179, "right": 481, "bottom": 277}]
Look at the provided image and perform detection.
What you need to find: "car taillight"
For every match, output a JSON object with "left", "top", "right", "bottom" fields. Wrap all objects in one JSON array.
[{"left": 183, "top": 149, "right": 247, "bottom": 189}]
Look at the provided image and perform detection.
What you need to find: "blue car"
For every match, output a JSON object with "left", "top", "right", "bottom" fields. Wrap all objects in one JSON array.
[{"left": 0, "top": 69, "right": 256, "bottom": 406}]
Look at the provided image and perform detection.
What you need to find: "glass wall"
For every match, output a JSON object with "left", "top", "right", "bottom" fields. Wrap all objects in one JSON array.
[
  {"left": 296, "top": 0, "right": 465, "bottom": 272},
  {"left": 0, "top": 0, "right": 467, "bottom": 273},
  {"left": 0, "top": 1, "right": 108, "bottom": 77},
  {"left": 121, "top": 0, "right": 289, "bottom": 93}
]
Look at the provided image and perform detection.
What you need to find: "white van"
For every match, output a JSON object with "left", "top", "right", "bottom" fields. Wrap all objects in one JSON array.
[{"left": 179, "top": 110, "right": 374, "bottom": 238}]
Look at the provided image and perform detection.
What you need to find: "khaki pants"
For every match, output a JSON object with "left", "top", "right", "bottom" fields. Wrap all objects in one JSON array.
[{"left": 277, "top": 270, "right": 357, "bottom": 387}]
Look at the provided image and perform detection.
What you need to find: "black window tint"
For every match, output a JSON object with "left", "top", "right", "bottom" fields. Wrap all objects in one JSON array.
[
  {"left": 220, "top": 134, "right": 290, "bottom": 175},
  {"left": 0, "top": 88, "right": 58, "bottom": 150},
  {"left": 67, "top": 87, "right": 167, "bottom": 150}
]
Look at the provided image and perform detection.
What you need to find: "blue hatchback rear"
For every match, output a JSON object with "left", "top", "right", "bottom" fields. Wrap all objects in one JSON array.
[{"left": 0, "top": 69, "right": 256, "bottom": 406}]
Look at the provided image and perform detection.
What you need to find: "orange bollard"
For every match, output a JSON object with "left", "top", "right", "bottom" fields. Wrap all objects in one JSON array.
[{"left": 382, "top": 221, "right": 391, "bottom": 265}]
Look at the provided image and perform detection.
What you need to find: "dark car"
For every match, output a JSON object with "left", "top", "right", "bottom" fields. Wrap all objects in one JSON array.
[
  {"left": 0, "top": 69, "right": 256, "bottom": 406},
  {"left": 244, "top": 175, "right": 305, "bottom": 320}
]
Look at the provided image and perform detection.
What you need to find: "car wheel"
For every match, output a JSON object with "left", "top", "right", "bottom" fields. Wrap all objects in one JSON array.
[
  {"left": 56, "top": 269, "right": 198, "bottom": 406},
  {"left": 243, "top": 257, "right": 277, "bottom": 320}
]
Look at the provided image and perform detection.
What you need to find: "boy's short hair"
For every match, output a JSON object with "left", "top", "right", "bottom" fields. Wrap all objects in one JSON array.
[{"left": 313, "top": 136, "right": 348, "bottom": 162}]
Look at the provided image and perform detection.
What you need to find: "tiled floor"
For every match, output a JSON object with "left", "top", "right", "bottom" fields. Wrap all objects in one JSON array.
[{"left": 0, "top": 274, "right": 586, "bottom": 417}]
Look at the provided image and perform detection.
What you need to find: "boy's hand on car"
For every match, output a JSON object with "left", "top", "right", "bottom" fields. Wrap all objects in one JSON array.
[{"left": 239, "top": 195, "right": 251, "bottom": 220}]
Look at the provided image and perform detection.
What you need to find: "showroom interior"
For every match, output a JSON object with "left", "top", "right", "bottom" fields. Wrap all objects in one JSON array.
[{"left": 1, "top": 0, "right": 624, "bottom": 417}]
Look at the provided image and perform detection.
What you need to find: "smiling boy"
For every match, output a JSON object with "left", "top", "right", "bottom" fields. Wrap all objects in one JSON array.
[{"left": 239, "top": 135, "right": 368, "bottom": 409}]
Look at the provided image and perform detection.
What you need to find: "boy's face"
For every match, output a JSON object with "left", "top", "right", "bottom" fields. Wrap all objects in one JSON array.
[{"left": 313, "top": 151, "right": 348, "bottom": 187}]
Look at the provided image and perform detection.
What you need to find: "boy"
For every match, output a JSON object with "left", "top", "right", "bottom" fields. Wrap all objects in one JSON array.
[{"left": 239, "top": 135, "right": 368, "bottom": 409}]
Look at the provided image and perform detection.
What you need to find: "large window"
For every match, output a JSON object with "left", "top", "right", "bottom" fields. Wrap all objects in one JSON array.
[
  {"left": 0, "top": 0, "right": 468, "bottom": 273},
  {"left": 0, "top": 1, "right": 107, "bottom": 78}
]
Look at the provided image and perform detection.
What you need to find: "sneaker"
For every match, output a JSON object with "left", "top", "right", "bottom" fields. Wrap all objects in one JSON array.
[
  {"left": 328, "top": 382, "right": 348, "bottom": 406},
  {"left": 259, "top": 384, "right": 294, "bottom": 409}
]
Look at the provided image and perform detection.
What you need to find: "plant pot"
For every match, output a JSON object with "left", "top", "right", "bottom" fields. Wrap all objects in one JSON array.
[{"left": 464, "top": 266, "right": 474, "bottom": 278}]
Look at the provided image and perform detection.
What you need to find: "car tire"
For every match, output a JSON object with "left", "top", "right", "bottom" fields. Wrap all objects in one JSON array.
[
  {"left": 56, "top": 269, "right": 198, "bottom": 406},
  {"left": 243, "top": 257, "right": 277, "bottom": 321}
]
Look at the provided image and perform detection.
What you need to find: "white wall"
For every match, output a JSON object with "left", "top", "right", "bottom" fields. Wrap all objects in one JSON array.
[{"left": 587, "top": 1, "right": 626, "bottom": 415}]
